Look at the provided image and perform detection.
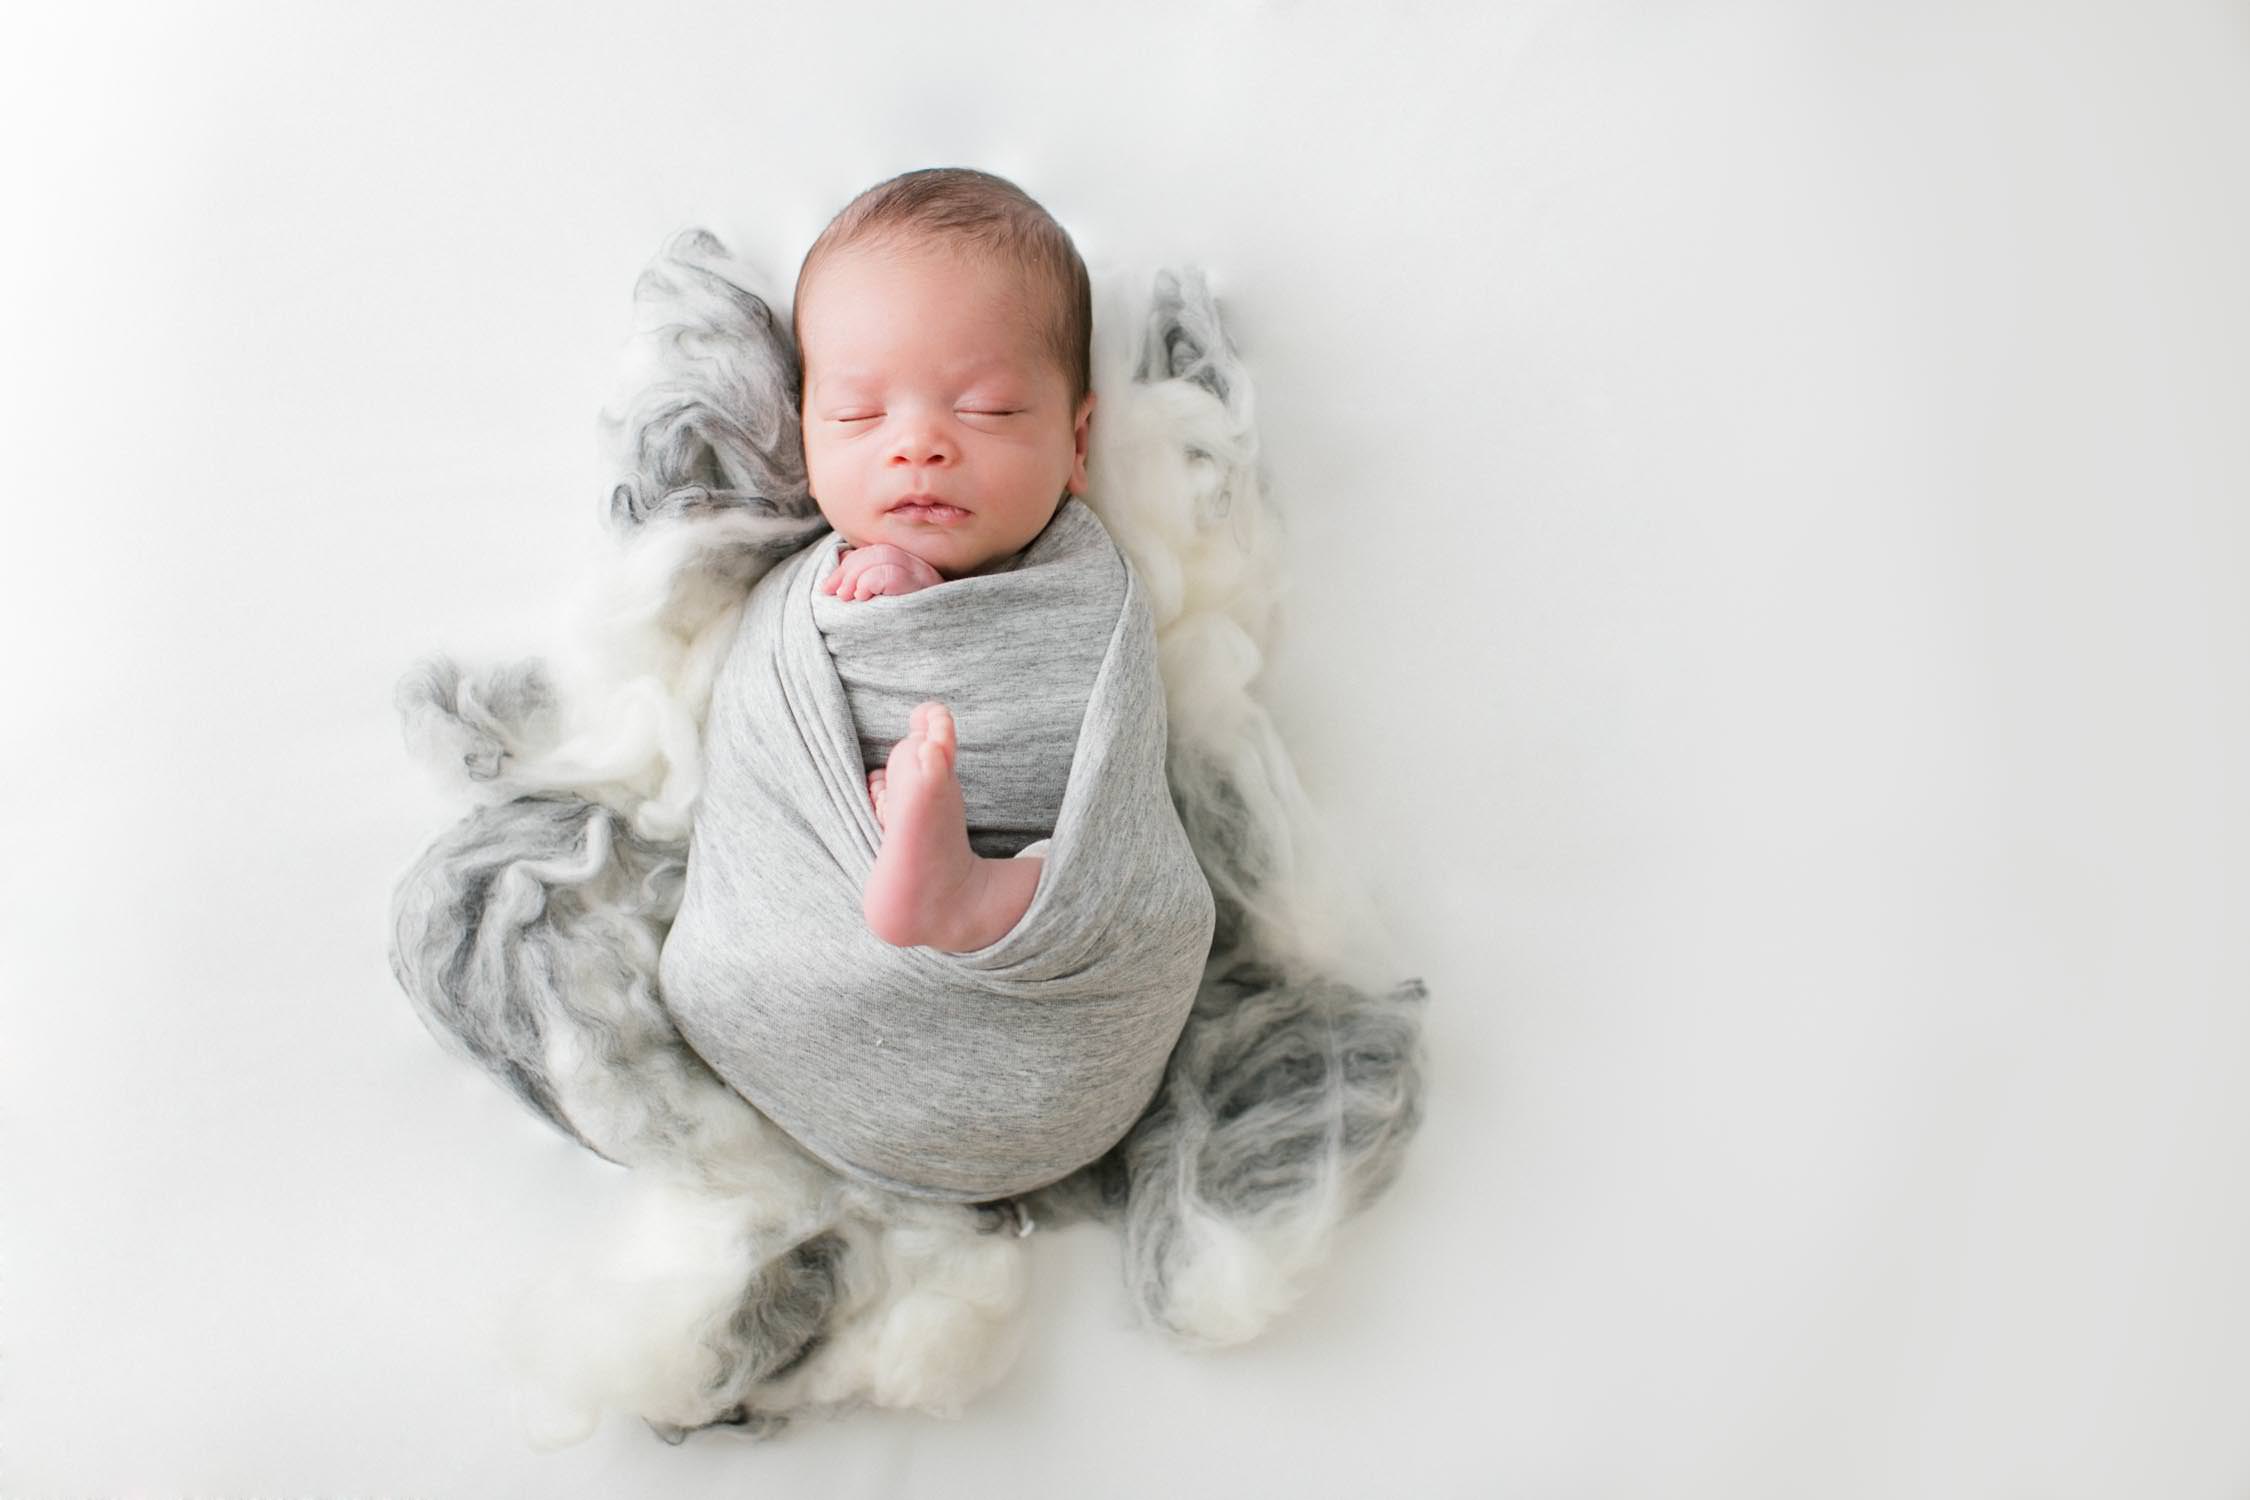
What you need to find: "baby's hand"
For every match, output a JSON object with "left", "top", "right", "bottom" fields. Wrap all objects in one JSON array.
[{"left": 822, "top": 543, "right": 943, "bottom": 601}]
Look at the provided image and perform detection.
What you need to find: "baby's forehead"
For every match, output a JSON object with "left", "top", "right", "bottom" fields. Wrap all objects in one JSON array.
[{"left": 799, "top": 237, "right": 1067, "bottom": 391}]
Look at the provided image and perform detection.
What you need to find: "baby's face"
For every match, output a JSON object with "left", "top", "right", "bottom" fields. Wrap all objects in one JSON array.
[{"left": 796, "top": 242, "right": 1094, "bottom": 580}]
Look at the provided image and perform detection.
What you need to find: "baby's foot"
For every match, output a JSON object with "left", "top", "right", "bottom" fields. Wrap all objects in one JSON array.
[
  {"left": 863, "top": 703, "right": 976, "bottom": 948},
  {"left": 867, "top": 767, "right": 888, "bottom": 828},
  {"left": 862, "top": 703, "right": 1038, "bottom": 952}
]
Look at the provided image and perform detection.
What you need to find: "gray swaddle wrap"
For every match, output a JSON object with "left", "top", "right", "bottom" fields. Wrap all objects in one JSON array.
[{"left": 658, "top": 497, "right": 1218, "bottom": 1201}]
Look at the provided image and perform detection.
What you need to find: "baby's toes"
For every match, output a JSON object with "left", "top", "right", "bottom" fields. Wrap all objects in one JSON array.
[
  {"left": 922, "top": 703, "right": 956, "bottom": 761},
  {"left": 916, "top": 734, "right": 955, "bottom": 781}
]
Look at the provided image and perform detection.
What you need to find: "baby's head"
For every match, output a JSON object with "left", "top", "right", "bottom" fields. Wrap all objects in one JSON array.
[{"left": 791, "top": 168, "right": 1095, "bottom": 580}]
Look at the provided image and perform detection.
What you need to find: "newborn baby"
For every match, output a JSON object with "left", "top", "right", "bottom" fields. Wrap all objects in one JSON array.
[
  {"left": 655, "top": 169, "right": 1216, "bottom": 1202},
  {"left": 792, "top": 174, "right": 1099, "bottom": 956}
]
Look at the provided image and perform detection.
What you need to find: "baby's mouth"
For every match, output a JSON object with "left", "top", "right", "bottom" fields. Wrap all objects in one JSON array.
[{"left": 888, "top": 499, "right": 971, "bottom": 523}]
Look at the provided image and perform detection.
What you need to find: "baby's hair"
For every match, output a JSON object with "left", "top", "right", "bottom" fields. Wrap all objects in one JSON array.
[{"left": 791, "top": 167, "right": 1093, "bottom": 410}]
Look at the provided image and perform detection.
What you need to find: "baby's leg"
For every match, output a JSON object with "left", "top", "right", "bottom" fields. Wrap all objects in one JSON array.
[{"left": 862, "top": 703, "right": 1043, "bottom": 953}]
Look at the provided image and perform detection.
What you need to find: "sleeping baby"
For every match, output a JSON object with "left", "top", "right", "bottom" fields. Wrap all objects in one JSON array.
[
  {"left": 796, "top": 170, "right": 1100, "bottom": 957},
  {"left": 655, "top": 169, "right": 1217, "bottom": 1203}
]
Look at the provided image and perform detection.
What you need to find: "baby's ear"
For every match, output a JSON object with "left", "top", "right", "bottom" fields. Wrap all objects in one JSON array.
[{"left": 1067, "top": 391, "right": 1096, "bottom": 495}]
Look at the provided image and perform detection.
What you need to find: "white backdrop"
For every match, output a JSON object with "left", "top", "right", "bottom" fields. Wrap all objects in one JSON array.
[{"left": 5, "top": 2, "right": 2247, "bottom": 1495}]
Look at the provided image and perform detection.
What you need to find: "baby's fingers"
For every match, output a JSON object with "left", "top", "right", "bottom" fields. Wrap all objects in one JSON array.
[{"left": 865, "top": 563, "right": 918, "bottom": 595}]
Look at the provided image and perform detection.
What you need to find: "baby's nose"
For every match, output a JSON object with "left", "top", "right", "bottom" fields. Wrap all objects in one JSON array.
[{"left": 887, "top": 421, "right": 957, "bottom": 466}]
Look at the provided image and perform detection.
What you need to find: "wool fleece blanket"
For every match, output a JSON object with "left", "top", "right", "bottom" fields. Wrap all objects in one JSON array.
[
  {"left": 388, "top": 229, "right": 1428, "bottom": 1447},
  {"left": 660, "top": 498, "right": 1215, "bottom": 1201}
]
